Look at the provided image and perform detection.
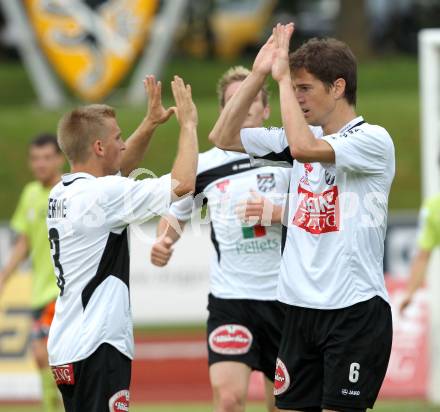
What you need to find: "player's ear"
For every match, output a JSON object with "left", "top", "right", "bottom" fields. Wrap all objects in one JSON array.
[
  {"left": 333, "top": 78, "right": 346, "bottom": 100},
  {"left": 92, "top": 139, "right": 105, "bottom": 158}
]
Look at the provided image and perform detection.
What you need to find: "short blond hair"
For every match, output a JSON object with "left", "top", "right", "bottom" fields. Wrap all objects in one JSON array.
[
  {"left": 217, "top": 65, "right": 269, "bottom": 108},
  {"left": 57, "top": 104, "right": 116, "bottom": 164}
]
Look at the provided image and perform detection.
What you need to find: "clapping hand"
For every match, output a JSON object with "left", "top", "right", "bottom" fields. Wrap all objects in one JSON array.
[{"left": 144, "top": 75, "right": 175, "bottom": 127}]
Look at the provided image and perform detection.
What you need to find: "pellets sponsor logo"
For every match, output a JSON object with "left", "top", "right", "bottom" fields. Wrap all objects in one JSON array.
[
  {"left": 274, "top": 358, "right": 290, "bottom": 395},
  {"left": 209, "top": 324, "right": 253, "bottom": 355},
  {"left": 236, "top": 237, "right": 280, "bottom": 255},
  {"left": 109, "top": 389, "right": 129, "bottom": 412},
  {"left": 293, "top": 185, "right": 339, "bottom": 234},
  {"left": 24, "top": 0, "right": 158, "bottom": 101}
]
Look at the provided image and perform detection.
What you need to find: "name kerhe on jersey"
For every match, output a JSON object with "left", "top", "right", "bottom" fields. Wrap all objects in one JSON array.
[{"left": 48, "top": 197, "right": 67, "bottom": 219}]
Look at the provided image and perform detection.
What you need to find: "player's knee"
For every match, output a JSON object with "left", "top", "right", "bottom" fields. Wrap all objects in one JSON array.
[{"left": 214, "top": 387, "right": 246, "bottom": 412}]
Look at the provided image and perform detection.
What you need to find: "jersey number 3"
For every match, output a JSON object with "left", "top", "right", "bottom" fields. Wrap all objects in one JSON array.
[{"left": 49, "top": 228, "right": 65, "bottom": 296}]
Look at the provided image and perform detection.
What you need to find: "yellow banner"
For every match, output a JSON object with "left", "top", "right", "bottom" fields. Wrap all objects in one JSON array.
[
  {"left": 25, "top": 0, "right": 158, "bottom": 101},
  {"left": 0, "top": 272, "right": 35, "bottom": 373}
]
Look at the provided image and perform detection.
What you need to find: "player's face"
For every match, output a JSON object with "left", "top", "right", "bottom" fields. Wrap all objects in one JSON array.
[
  {"left": 29, "top": 144, "right": 64, "bottom": 186},
  {"left": 292, "top": 68, "right": 336, "bottom": 127},
  {"left": 101, "top": 117, "right": 125, "bottom": 175},
  {"left": 223, "top": 81, "right": 269, "bottom": 128}
]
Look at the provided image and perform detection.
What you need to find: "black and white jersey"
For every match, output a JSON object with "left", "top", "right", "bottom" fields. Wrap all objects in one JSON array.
[
  {"left": 46, "top": 172, "right": 171, "bottom": 366},
  {"left": 169, "top": 148, "right": 290, "bottom": 301},
  {"left": 240, "top": 117, "right": 395, "bottom": 309}
]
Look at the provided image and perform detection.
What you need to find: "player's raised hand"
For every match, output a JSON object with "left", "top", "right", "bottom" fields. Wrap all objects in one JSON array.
[
  {"left": 272, "top": 23, "right": 295, "bottom": 83},
  {"left": 171, "top": 76, "right": 198, "bottom": 127},
  {"left": 144, "top": 75, "right": 175, "bottom": 126},
  {"left": 150, "top": 236, "right": 174, "bottom": 267},
  {"left": 252, "top": 34, "right": 276, "bottom": 77}
]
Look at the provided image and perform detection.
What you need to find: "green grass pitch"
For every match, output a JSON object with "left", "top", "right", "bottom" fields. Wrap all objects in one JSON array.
[{"left": 0, "top": 401, "right": 440, "bottom": 411}]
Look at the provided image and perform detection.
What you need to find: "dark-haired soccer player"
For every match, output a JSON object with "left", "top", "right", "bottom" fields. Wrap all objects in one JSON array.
[
  {"left": 210, "top": 24, "right": 395, "bottom": 412},
  {"left": 0, "top": 134, "right": 64, "bottom": 412}
]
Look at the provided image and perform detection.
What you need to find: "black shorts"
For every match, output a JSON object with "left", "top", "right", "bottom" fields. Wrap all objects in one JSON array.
[
  {"left": 275, "top": 296, "right": 392, "bottom": 412},
  {"left": 207, "top": 293, "right": 285, "bottom": 381},
  {"left": 52, "top": 343, "right": 131, "bottom": 412}
]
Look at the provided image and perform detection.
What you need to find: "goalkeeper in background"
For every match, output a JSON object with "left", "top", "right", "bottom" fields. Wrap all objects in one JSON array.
[
  {"left": 400, "top": 194, "right": 440, "bottom": 312},
  {"left": 0, "top": 134, "right": 64, "bottom": 412}
]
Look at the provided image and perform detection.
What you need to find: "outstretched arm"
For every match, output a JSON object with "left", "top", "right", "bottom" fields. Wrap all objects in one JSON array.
[
  {"left": 399, "top": 249, "right": 431, "bottom": 313},
  {"left": 0, "top": 234, "right": 29, "bottom": 294},
  {"left": 209, "top": 35, "right": 276, "bottom": 152},
  {"left": 121, "top": 75, "right": 175, "bottom": 176}
]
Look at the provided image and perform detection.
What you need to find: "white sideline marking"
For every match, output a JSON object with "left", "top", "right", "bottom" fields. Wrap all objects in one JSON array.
[
  {"left": 135, "top": 341, "right": 207, "bottom": 360},
  {"left": 0, "top": 374, "right": 40, "bottom": 399}
]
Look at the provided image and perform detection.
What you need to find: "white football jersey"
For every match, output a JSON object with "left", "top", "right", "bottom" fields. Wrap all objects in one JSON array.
[
  {"left": 241, "top": 117, "right": 395, "bottom": 309},
  {"left": 46, "top": 172, "right": 171, "bottom": 365},
  {"left": 169, "top": 148, "right": 290, "bottom": 300}
]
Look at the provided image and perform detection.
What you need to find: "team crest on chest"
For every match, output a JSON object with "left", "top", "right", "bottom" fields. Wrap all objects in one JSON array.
[
  {"left": 256, "top": 173, "right": 275, "bottom": 192},
  {"left": 24, "top": 0, "right": 158, "bottom": 101},
  {"left": 325, "top": 170, "right": 336, "bottom": 185}
]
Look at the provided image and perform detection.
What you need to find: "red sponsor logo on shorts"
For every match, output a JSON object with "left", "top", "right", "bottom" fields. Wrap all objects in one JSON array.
[
  {"left": 274, "top": 358, "right": 290, "bottom": 395},
  {"left": 209, "top": 324, "right": 253, "bottom": 355},
  {"left": 293, "top": 185, "right": 339, "bottom": 234},
  {"left": 109, "top": 389, "right": 129, "bottom": 412},
  {"left": 51, "top": 364, "right": 75, "bottom": 385}
]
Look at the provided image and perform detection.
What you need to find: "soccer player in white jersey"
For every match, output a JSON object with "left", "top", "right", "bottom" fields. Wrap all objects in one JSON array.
[
  {"left": 151, "top": 66, "right": 291, "bottom": 412},
  {"left": 46, "top": 76, "right": 198, "bottom": 412},
  {"left": 209, "top": 24, "right": 395, "bottom": 412}
]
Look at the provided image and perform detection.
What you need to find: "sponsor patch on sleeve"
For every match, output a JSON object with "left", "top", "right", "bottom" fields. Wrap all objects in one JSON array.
[
  {"left": 51, "top": 364, "right": 75, "bottom": 385},
  {"left": 274, "top": 358, "right": 290, "bottom": 395},
  {"left": 208, "top": 324, "right": 253, "bottom": 355},
  {"left": 109, "top": 389, "right": 130, "bottom": 412}
]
